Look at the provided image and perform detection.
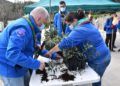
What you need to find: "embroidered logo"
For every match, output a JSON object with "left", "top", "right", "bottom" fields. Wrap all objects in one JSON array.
[{"left": 16, "top": 29, "right": 25, "bottom": 37}]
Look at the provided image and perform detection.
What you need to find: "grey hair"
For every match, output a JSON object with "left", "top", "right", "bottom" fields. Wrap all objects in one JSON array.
[{"left": 30, "top": 6, "right": 50, "bottom": 22}]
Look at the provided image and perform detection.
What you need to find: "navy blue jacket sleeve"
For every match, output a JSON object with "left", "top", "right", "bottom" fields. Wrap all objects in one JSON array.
[
  {"left": 40, "top": 49, "right": 57, "bottom": 60},
  {"left": 54, "top": 13, "right": 62, "bottom": 37},
  {"left": 65, "top": 25, "right": 72, "bottom": 35},
  {"left": 6, "top": 28, "right": 40, "bottom": 70},
  {"left": 54, "top": 14, "right": 57, "bottom": 29},
  {"left": 58, "top": 29, "right": 85, "bottom": 50},
  {"left": 104, "top": 19, "right": 111, "bottom": 30}
]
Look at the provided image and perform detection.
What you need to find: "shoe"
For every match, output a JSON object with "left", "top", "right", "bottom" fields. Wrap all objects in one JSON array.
[
  {"left": 118, "top": 49, "right": 120, "bottom": 52},
  {"left": 113, "top": 45, "right": 117, "bottom": 48},
  {"left": 111, "top": 49, "right": 116, "bottom": 52}
]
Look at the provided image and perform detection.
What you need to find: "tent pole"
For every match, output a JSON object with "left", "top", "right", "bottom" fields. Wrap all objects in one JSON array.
[{"left": 49, "top": 0, "right": 52, "bottom": 29}]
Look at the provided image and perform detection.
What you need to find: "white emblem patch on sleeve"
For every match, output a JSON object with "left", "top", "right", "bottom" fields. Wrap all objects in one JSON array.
[{"left": 16, "top": 29, "right": 25, "bottom": 37}]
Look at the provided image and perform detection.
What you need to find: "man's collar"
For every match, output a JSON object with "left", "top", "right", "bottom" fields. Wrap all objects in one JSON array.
[
  {"left": 77, "top": 18, "right": 90, "bottom": 26},
  {"left": 29, "top": 15, "right": 39, "bottom": 33}
]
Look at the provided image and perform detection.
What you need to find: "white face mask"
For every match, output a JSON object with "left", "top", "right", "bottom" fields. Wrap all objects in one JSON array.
[
  {"left": 60, "top": 7, "right": 66, "bottom": 12},
  {"left": 39, "top": 24, "right": 45, "bottom": 31},
  {"left": 69, "top": 24, "right": 74, "bottom": 30}
]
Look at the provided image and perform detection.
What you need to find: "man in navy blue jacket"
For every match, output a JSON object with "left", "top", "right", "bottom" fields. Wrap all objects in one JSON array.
[
  {"left": 104, "top": 13, "right": 118, "bottom": 51},
  {"left": 0, "top": 7, "right": 51, "bottom": 86},
  {"left": 54, "top": 1, "right": 69, "bottom": 37}
]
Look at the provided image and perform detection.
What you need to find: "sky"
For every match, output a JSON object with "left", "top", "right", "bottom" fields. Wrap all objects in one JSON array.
[{"left": 7, "top": 0, "right": 40, "bottom": 3}]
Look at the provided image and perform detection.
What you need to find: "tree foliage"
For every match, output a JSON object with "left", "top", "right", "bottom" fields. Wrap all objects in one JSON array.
[
  {"left": 112, "top": 0, "right": 120, "bottom": 2},
  {"left": 0, "top": 0, "right": 33, "bottom": 26}
]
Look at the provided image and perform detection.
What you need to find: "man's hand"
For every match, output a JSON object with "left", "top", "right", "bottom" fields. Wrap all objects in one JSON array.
[
  {"left": 44, "top": 44, "right": 61, "bottom": 58},
  {"left": 111, "top": 25, "right": 115, "bottom": 29},
  {"left": 55, "top": 54, "right": 62, "bottom": 60},
  {"left": 55, "top": 51, "right": 63, "bottom": 60},
  {"left": 44, "top": 52, "right": 52, "bottom": 58},
  {"left": 37, "top": 60, "right": 45, "bottom": 71}
]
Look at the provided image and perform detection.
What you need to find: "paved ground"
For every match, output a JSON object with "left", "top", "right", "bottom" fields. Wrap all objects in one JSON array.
[
  {"left": 0, "top": 30, "right": 120, "bottom": 86},
  {"left": 0, "top": 79, "right": 3, "bottom": 86},
  {"left": 101, "top": 31, "right": 120, "bottom": 86}
]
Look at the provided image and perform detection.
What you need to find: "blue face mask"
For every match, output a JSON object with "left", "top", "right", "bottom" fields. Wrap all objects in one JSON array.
[{"left": 39, "top": 24, "right": 45, "bottom": 31}]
